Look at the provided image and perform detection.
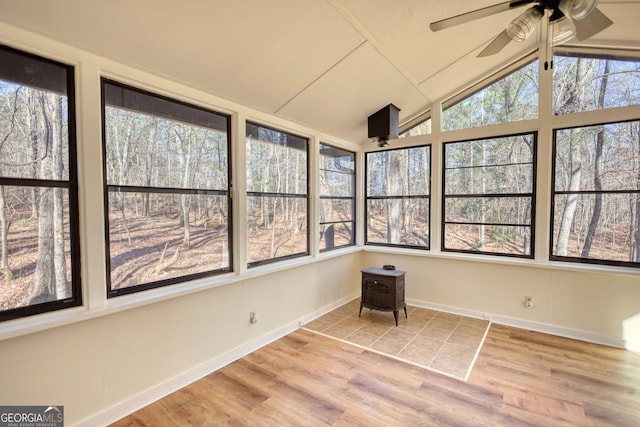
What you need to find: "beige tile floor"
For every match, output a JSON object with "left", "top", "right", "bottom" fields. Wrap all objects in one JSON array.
[{"left": 302, "top": 298, "right": 490, "bottom": 381}]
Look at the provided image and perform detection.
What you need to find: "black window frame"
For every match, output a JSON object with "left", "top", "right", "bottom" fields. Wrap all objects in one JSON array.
[
  {"left": 101, "top": 78, "right": 233, "bottom": 298},
  {"left": 245, "top": 122, "right": 309, "bottom": 268},
  {"left": 319, "top": 143, "right": 356, "bottom": 252},
  {"left": 550, "top": 119, "right": 640, "bottom": 268},
  {"left": 0, "top": 44, "right": 82, "bottom": 321},
  {"left": 365, "top": 145, "right": 431, "bottom": 250},
  {"left": 441, "top": 132, "right": 537, "bottom": 258}
]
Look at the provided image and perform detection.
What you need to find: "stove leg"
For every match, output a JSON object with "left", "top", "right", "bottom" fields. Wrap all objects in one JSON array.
[
  {"left": 393, "top": 310, "right": 399, "bottom": 326},
  {"left": 359, "top": 304, "right": 363, "bottom": 317},
  {"left": 404, "top": 306, "right": 408, "bottom": 318}
]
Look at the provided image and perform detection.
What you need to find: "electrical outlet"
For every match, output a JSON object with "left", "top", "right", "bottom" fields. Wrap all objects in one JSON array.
[
  {"left": 250, "top": 311, "right": 258, "bottom": 324},
  {"left": 524, "top": 296, "right": 533, "bottom": 308}
]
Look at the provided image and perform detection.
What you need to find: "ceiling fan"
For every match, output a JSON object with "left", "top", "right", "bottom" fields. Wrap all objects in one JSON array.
[{"left": 430, "top": 0, "right": 613, "bottom": 57}]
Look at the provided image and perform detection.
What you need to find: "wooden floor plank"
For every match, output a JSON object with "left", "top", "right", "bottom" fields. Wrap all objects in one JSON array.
[{"left": 112, "top": 325, "right": 640, "bottom": 426}]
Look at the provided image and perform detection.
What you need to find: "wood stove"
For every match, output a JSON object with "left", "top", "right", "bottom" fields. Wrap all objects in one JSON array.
[{"left": 359, "top": 267, "right": 407, "bottom": 326}]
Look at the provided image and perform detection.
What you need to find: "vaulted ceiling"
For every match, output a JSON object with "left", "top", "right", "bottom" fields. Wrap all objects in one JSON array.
[{"left": 2, "top": 0, "right": 639, "bottom": 143}]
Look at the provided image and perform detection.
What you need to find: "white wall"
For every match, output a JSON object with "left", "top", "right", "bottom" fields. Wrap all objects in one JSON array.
[
  {"left": 363, "top": 250, "right": 640, "bottom": 349},
  {"left": 0, "top": 253, "right": 361, "bottom": 425}
]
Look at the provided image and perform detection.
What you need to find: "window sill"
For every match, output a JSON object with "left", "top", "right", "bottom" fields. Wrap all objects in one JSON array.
[
  {"left": 0, "top": 246, "right": 362, "bottom": 342},
  {"left": 363, "top": 245, "right": 640, "bottom": 277},
  {"left": 4, "top": 243, "right": 634, "bottom": 342}
]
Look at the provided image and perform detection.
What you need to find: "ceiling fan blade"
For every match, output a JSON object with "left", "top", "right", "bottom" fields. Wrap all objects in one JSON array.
[
  {"left": 573, "top": 8, "right": 613, "bottom": 41},
  {"left": 430, "top": 0, "right": 535, "bottom": 32},
  {"left": 477, "top": 30, "right": 513, "bottom": 57}
]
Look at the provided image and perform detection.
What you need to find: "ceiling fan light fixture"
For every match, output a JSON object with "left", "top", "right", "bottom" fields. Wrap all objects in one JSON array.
[
  {"left": 551, "top": 15, "right": 577, "bottom": 45},
  {"left": 432, "top": 0, "right": 613, "bottom": 58},
  {"left": 506, "top": 6, "right": 543, "bottom": 42},
  {"left": 558, "top": 0, "right": 598, "bottom": 20}
]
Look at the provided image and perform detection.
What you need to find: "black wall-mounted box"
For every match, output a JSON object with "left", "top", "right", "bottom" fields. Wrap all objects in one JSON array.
[{"left": 367, "top": 103, "right": 400, "bottom": 141}]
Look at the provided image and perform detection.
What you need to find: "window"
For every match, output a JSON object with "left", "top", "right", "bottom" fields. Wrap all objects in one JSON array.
[
  {"left": 442, "top": 59, "right": 539, "bottom": 131},
  {"left": 554, "top": 51, "right": 640, "bottom": 115},
  {"left": 442, "top": 133, "right": 536, "bottom": 257},
  {"left": 102, "top": 80, "right": 231, "bottom": 296},
  {"left": 366, "top": 146, "right": 430, "bottom": 248},
  {"left": 400, "top": 117, "right": 432, "bottom": 138},
  {"left": 0, "top": 45, "right": 81, "bottom": 321},
  {"left": 246, "top": 123, "right": 308, "bottom": 266},
  {"left": 551, "top": 120, "right": 640, "bottom": 266},
  {"left": 319, "top": 144, "right": 355, "bottom": 251}
]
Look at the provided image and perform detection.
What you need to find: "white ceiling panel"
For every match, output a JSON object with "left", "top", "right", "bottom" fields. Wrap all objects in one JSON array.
[
  {"left": 1, "top": 0, "right": 639, "bottom": 144},
  {"left": 278, "top": 42, "right": 429, "bottom": 143},
  {"left": 0, "top": 0, "right": 366, "bottom": 112},
  {"left": 420, "top": 39, "right": 538, "bottom": 105},
  {"left": 333, "top": 0, "right": 527, "bottom": 84}
]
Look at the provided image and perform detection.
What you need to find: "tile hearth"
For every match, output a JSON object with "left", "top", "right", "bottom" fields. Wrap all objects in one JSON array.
[{"left": 302, "top": 299, "right": 490, "bottom": 381}]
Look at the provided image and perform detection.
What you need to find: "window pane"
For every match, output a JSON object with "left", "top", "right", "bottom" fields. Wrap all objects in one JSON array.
[
  {"left": 366, "top": 146, "right": 430, "bottom": 248},
  {"left": 445, "top": 197, "right": 532, "bottom": 225},
  {"left": 104, "top": 108, "right": 228, "bottom": 190},
  {"left": 320, "top": 222, "right": 353, "bottom": 251},
  {"left": 246, "top": 129, "right": 307, "bottom": 195},
  {"left": 104, "top": 82, "right": 228, "bottom": 131},
  {"left": 552, "top": 120, "right": 640, "bottom": 265},
  {"left": 246, "top": 123, "right": 307, "bottom": 150},
  {"left": 320, "top": 170, "right": 353, "bottom": 197},
  {"left": 442, "top": 60, "right": 538, "bottom": 131},
  {"left": 445, "top": 164, "right": 533, "bottom": 195},
  {"left": 320, "top": 144, "right": 355, "bottom": 174},
  {"left": 320, "top": 198, "right": 353, "bottom": 223},
  {"left": 367, "top": 147, "right": 430, "bottom": 197},
  {"left": 445, "top": 135, "right": 534, "bottom": 168},
  {"left": 247, "top": 195, "right": 308, "bottom": 265},
  {"left": 0, "top": 83, "right": 70, "bottom": 180},
  {"left": 443, "top": 134, "right": 535, "bottom": 257},
  {"left": 400, "top": 118, "right": 432, "bottom": 137},
  {"left": 246, "top": 123, "right": 308, "bottom": 265},
  {"left": 366, "top": 198, "right": 429, "bottom": 247},
  {"left": 103, "top": 80, "right": 231, "bottom": 295},
  {"left": 0, "top": 46, "right": 80, "bottom": 320},
  {"left": 555, "top": 122, "right": 640, "bottom": 192},
  {"left": 0, "top": 187, "right": 73, "bottom": 312},
  {"left": 108, "top": 191, "right": 229, "bottom": 289},
  {"left": 320, "top": 143, "right": 354, "bottom": 251},
  {"left": 552, "top": 193, "right": 639, "bottom": 262},
  {"left": 444, "top": 224, "right": 531, "bottom": 255},
  {"left": 553, "top": 54, "right": 640, "bottom": 115}
]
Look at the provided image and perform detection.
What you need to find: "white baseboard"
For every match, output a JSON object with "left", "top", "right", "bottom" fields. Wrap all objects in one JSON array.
[
  {"left": 75, "top": 320, "right": 298, "bottom": 426},
  {"left": 298, "top": 293, "right": 360, "bottom": 327},
  {"left": 407, "top": 299, "right": 625, "bottom": 349},
  {"left": 74, "top": 293, "right": 360, "bottom": 427},
  {"left": 407, "top": 299, "right": 489, "bottom": 321},
  {"left": 75, "top": 294, "right": 625, "bottom": 426}
]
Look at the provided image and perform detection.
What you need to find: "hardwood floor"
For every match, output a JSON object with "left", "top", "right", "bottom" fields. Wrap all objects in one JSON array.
[{"left": 112, "top": 324, "right": 640, "bottom": 426}]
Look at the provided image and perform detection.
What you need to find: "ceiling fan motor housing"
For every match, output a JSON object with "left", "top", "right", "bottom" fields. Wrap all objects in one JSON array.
[{"left": 430, "top": 0, "right": 611, "bottom": 57}]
